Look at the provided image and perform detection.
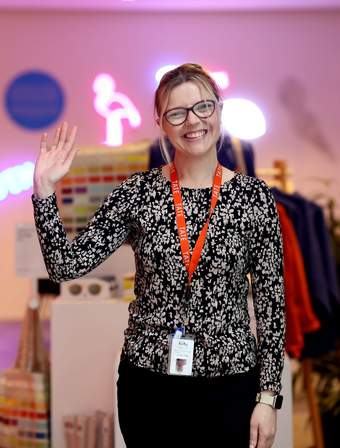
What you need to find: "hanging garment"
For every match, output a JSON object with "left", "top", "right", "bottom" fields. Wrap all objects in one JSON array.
[
  {"left": 311, "top": 200, "right": 340, "bottom": 311},
  {"left": 272, "top": 188, "right": 339, "bottom": 357},
  {"left": 277, "top": 203, "right": 320, "bottom": 358},
  {"left": 272, "top": 189, "right": 335, "bottom": 320}
]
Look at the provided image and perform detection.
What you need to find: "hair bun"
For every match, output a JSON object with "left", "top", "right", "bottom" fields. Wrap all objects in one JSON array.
[{"left": 187, "top": 63, "right": 203, "bottom": 70}]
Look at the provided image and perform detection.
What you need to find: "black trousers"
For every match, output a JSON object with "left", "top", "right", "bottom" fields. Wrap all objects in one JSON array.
[{"left": 117, "top": 359, "right": 259, "bottom": 448}]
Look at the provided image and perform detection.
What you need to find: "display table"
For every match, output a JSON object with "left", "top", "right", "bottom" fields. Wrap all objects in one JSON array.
[{"left": 51, "top": 300, "right": 292, "bottom": 448}]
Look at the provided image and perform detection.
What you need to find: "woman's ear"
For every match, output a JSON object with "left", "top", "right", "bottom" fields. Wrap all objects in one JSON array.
[{"left": 156, "top": 118, "right": 160, "bottom": 126}]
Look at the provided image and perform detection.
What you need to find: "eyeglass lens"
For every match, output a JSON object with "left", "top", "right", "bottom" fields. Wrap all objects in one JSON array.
[{"left": 165, "top": 100, "right": 215, "bottom": 125}]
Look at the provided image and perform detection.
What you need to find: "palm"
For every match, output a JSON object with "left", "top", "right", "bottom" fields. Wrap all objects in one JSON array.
[{"left": 34, "top": 122, "right": 78, "bottom": 188}]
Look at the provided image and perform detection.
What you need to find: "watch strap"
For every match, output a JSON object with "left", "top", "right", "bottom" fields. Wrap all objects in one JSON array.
[{"left": 256, "top": 393, "right": 283, "bottom": 409}]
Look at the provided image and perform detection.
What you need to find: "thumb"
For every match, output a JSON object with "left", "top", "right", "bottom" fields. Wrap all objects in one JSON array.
[{"left": 249, "top": 422, "right": 258, "bottom": 448}]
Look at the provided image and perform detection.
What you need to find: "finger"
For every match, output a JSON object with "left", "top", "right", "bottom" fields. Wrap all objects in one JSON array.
[
  {"left": 267, "top": 435, "right": 275, "bottom": 448},
  {"left": 65, "top": 125, "right": 78, "bottom": 149},
  {"left": 52, "top": 126, "right": 61, "bottom": 147},
  {"left": 63, "top": 145, "right": 80, "bottom": 169},
  {"left": 249, "top": 423, "right": 258, "bottom": 448},
  {"left": 256, "top": 432, "right": 269, "bottom": 448},
  {"left": 40, "top": 133, "right": 48, "bottom": 153},
  {"left": 63, "top": 126, "right": 78, "bottom": 163},
  {"left": 256, "top": 434, "right": 264, "bottom": 448},
  {"left": 57, "top": 121, "right": 68, "bottom": 149}
]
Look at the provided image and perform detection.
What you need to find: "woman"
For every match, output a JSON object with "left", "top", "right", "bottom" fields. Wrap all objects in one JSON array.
[{"left": 32, "top": 63, "right": 285, "bottom": 448}]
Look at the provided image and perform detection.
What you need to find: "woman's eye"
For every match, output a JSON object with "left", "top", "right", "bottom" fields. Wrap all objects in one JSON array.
[
  {"left": 196, "top": 102, "right": 212, "bottom": 112},
  {"left": 169, "top": 110, "right": 185, "bottom": 119}
]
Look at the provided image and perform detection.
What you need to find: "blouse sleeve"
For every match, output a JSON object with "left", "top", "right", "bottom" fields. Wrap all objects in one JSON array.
[
  {"left": 31, "top": 173, "right": 142, "bottom": 283},
  {"left": 249, "top": 180, "right": 286, "bottom": 394}
]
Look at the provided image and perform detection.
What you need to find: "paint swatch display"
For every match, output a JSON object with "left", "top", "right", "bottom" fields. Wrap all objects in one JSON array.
[
  {"left": 0, "top": 369, "right": 50, "bottom": 448},
  {"left": 0, "top": 299, "right": 51, "bottom": 447},
  {"left": 57, "top": 140, "right": 150, "bottom": 237}
]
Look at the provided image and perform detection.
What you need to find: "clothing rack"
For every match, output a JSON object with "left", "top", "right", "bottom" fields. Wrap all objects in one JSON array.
[{"left": 257, "top": 159, "right": 325, "bottom": 448}]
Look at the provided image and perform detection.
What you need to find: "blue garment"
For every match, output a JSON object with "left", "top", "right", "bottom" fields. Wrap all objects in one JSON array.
[
  {"left": 148, "top": 135, "right": 256, "bottom": 177},
  {"left": 272, "top": 189, "right": 338, "bottom": 320},
  {"left": 311, "top": 200, "right": 340, "bottom": 309}
]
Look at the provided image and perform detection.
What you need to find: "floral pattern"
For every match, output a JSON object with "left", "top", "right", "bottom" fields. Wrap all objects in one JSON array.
[{"left": 32, "top": 168, "right": 285, "bottom": 393}]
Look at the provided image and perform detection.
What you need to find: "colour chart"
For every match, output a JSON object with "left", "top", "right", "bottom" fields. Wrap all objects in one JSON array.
[{"left": 56, "top": 140, "right": 151, "bottom": 237}]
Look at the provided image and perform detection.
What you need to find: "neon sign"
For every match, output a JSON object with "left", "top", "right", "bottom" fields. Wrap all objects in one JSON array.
[
  {"left": 93, "top": 74, "right": 141, "bottom": 147},
  {"left": 222, "top": 98, "right": 266, "bottom": 140},
  {"left": 210, "top": 71, "right": 229, "bottom": 90},
  {"left": 0, "top": 161, "right": 34, "bottom": 202},
  {"left": 155, "top": 65, "right": 230, "bottom": 91},
  {"left": 155, "top": 65, "right": 177, "bottom": 84}
]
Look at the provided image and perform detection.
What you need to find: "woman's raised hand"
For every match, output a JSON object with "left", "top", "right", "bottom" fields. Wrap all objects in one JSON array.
[{"left": 33, "top": 122, "right": 78, "bottom": 199}]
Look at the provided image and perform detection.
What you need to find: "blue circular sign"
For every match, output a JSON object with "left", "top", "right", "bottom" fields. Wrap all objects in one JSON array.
[{"left": 5, "top": 71, "right": 65, "bottom": 130}]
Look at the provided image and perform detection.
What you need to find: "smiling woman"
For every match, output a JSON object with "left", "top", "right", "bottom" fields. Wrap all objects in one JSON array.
[{"left": 32, "top": 63, "right": 285, "bottom": 448}]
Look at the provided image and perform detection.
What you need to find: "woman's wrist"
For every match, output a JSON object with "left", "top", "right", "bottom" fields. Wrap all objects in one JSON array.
[
  {"left": 260, "top": 389, "right": 276, "bottom": 397},
  {"left": 33, "top": 180, "right": 55, "bottom": 199}
]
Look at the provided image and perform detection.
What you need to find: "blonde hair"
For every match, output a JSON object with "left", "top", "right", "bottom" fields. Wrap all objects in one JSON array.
[{"left": 154, "top": 63, "right": 224, "bottom": 163}]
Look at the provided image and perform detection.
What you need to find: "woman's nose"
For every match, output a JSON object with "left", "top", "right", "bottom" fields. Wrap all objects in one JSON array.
[{"left": 186, "top": 109, "right": 201, "bottom": 125}]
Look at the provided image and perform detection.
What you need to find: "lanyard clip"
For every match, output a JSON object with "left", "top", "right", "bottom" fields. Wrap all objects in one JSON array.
[{"left": 174, "top": 326, "right": 185, "bottom": 338}]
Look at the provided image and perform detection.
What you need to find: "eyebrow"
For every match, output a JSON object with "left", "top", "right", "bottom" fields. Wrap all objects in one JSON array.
[{"left": 165, "top": 99, "right": 210, "bottom": 111}]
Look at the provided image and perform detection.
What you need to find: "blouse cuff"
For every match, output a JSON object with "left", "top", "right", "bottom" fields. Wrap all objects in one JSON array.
[
  {"left": 31, "top": 192, "right": 57, "bottom": 206},
  {"left": 260, "top": 379, "right": 282, "bottom": 395}
]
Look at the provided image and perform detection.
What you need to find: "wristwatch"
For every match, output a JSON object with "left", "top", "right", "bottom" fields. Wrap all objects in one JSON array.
[{"left": 255, "top": 393, "right": 283, "bottom": 409}]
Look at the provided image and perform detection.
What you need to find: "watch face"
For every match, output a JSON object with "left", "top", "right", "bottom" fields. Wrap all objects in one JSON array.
[{"left": 275, "top": 395, "right": 283, "bottom": 409}]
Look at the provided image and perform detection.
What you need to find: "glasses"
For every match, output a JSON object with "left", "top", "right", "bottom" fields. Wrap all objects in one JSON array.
[{"left": 164, "top": 100, "right": 216, "bottom": 126}]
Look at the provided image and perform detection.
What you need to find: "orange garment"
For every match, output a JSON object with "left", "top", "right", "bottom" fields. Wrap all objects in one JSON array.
[{"left": 277, "top": 203, "right": 320, "bottom": 358}]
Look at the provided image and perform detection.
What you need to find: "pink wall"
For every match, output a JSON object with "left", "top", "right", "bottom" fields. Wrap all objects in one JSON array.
[{"left": 0, "top": 10, "right": 339, "bottom": 318}]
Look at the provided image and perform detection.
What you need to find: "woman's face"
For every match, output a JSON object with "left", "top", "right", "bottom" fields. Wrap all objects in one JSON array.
[{"left": 161, "top": 81, "right": 221, "bottom": 159}]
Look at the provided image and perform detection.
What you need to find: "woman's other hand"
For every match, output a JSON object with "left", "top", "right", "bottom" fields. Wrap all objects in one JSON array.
[
  {"left": 33, "top": 121, "right": 78, "bottom": 199},
  {"left": 249, "top": 403, "right": 277, "bottom": 448}
]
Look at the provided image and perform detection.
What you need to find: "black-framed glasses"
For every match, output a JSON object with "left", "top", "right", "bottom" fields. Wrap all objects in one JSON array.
[{"left": 164, "top": 100, "right": 216, "bottom": 126}]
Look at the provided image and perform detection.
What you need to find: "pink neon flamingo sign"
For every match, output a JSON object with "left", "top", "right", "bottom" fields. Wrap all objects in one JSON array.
[{"left": 93, "top": 74, "right": 141, "bottom": 146}]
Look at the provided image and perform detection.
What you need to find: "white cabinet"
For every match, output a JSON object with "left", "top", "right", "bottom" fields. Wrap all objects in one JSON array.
[{"left": 51, "top": 299, "right": 129, "bottom": 448}]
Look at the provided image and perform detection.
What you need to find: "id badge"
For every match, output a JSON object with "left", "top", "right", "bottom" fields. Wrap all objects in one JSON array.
[{"left": 167, "top": 334, "right": 195, "bottom": 376}]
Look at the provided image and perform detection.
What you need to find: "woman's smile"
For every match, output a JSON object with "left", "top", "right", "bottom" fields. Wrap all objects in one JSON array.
[{"left": 182, "top": 129, "right": 208, "bottom": 140}]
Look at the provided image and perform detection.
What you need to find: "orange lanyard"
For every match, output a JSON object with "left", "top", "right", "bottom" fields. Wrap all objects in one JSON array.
[{"left": 170, "top": 162, "right": 222, "bottom": 286}]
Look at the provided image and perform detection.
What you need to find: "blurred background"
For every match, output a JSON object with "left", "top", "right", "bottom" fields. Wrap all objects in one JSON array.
[{"left": 0, "top": 1, "right": 339, "bottom": 447}]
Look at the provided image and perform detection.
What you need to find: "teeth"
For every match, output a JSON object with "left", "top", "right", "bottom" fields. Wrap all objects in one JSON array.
[{"left": 185, "top": 130, "right": 206, "bottom": 139}]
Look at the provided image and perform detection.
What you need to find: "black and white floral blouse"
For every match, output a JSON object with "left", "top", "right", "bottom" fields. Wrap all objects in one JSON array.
[{"left": 32, "top": 168, "right": 285, "bottom": 393}]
